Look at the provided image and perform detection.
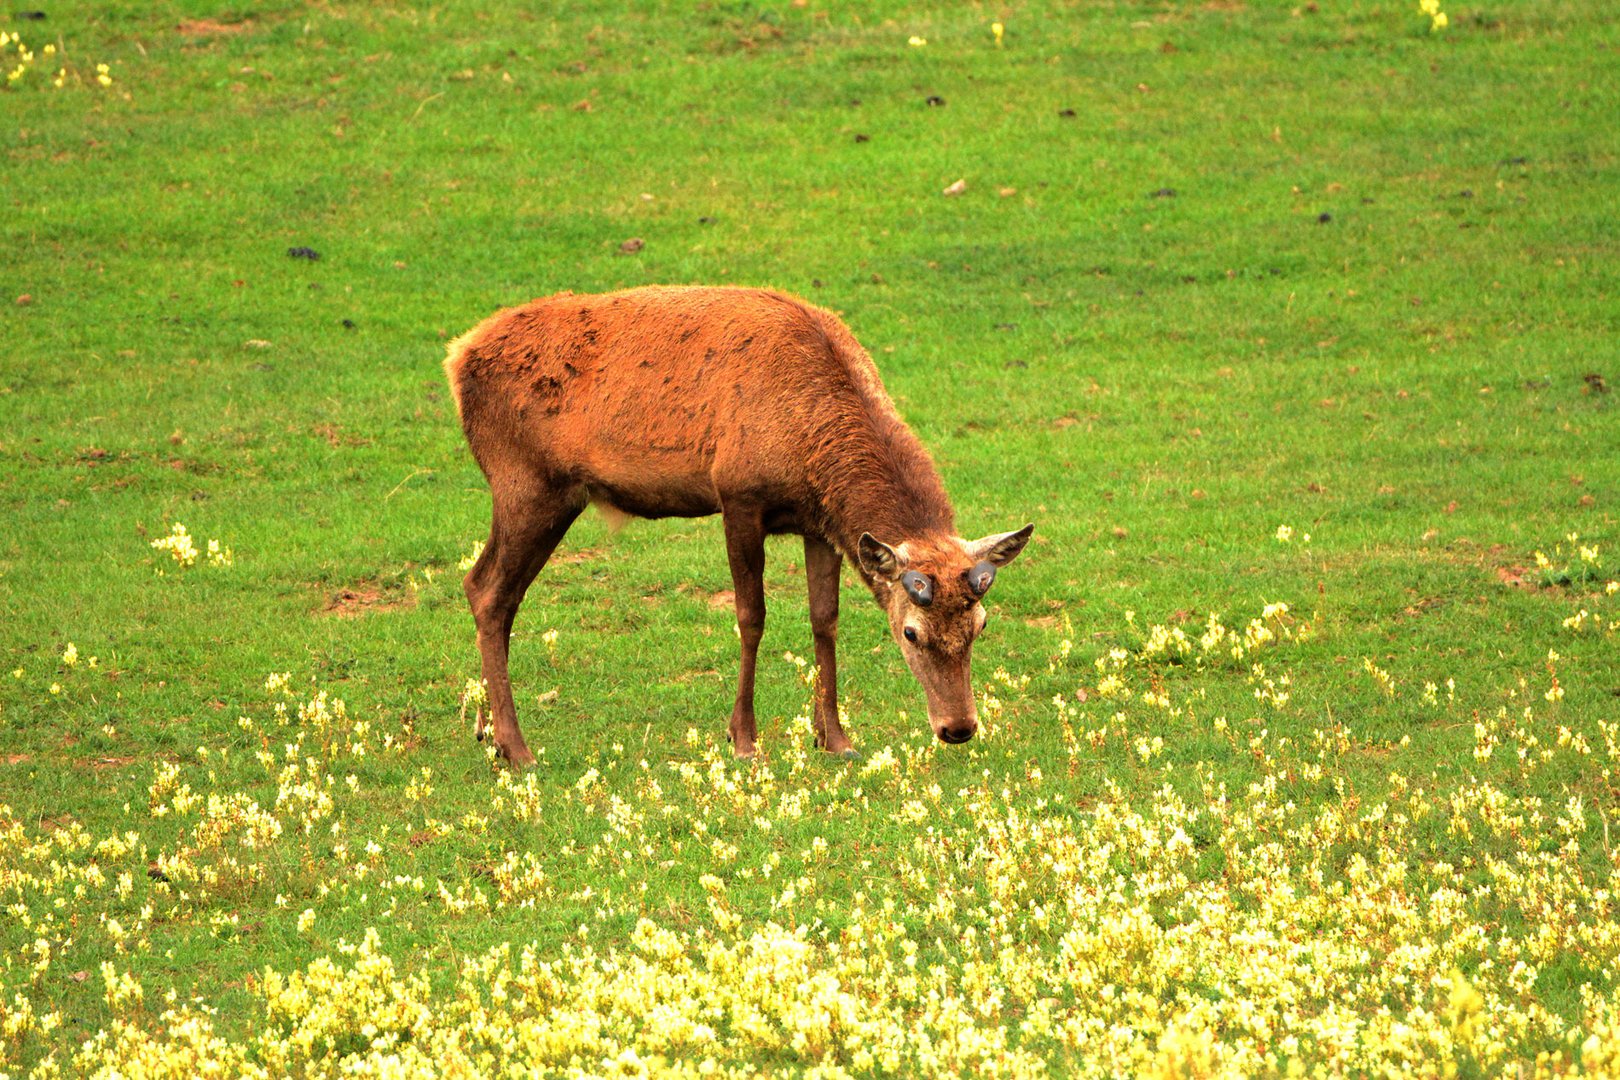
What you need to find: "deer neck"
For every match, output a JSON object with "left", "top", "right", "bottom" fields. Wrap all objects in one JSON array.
[{"left": 807, "top": 419, "right": 957, "bottom": 581}]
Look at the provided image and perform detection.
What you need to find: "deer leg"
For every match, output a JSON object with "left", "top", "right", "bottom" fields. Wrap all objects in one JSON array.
[
  {"left": 721, "top": 503, "right": 767, "bottom": 758},
  {"left": 804, "top": 534, "right": 854, "bottom": 755},
  {"left": 463, "top": 482, "right": 583, "bottom": 768}
]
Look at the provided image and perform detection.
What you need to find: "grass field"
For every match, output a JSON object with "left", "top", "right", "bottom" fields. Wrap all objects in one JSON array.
[{"left": 2, "top": 0, "right": 1618, "bottom": 1075}]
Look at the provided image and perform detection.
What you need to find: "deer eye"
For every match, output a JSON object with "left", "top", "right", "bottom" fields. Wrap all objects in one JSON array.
[{"left": 903, "top": 626, "right": 919, "bottom": 644}]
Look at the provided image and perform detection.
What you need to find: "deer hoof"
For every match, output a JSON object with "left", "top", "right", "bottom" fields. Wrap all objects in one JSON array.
[
  {"left": 837, "top": 748, "right": 861, "bottom": 761},
  {"left": 500, "top": 744, "right": 537, "bottom": 769},
  {"left": 728, "top": 726, "right": 757, "bottom": 759}
]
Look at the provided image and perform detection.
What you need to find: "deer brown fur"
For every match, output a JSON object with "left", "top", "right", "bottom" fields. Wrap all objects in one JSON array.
[{"left": 446, "top": 285, "right": 1032, "bottom": 765}]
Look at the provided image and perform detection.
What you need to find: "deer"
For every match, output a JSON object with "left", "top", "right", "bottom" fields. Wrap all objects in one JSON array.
[{"left": 444, "top": 285, "right": 1033, "bottom": 766}]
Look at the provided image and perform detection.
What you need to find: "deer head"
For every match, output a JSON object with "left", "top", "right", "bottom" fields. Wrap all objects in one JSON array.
[{"left": 857, "top": 524, "right": 1034, "bottom": 745}]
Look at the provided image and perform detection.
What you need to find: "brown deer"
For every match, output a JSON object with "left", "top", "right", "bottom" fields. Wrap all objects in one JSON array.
[{"left": 445, "top": 285, "right": 1032, "bottom": 765}]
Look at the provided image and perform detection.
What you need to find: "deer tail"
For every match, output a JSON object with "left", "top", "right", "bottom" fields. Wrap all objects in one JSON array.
[{"left": 442, "top": 327, "right": 481, "bottom": 421}]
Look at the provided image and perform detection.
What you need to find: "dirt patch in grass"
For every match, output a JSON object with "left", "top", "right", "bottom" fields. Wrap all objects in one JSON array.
[
  {"left": 673, "top": 582, "right": 737, "bottom": 609},
  {"left": 321, "top": 583, "right": 416, "bottom": 618},
  {"left": 1481, "top": 547, "right": 1586, "bottom": 596},
  {"left": 311, "top": 423, "right": 373, "bottom": 448},
  {"left": 551, "top": 547, "right": 606, "bottom": 566},
  {"left": 1434, "top": 541, "right": 1567, "bottom": 596},
  {"left": 1494, "top": 564, "right": 1542, "bottom": 591},
  {"left": 1400, "top": 596, "right": 1448, "bottom": 618},
  {"left": 178, "top": 18, "right": 254, "bottom": 36}
]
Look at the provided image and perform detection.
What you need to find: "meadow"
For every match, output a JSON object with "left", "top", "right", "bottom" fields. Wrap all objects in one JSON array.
[{"left": 2, "top": 0, "right": 1618, "bottom": 1075}]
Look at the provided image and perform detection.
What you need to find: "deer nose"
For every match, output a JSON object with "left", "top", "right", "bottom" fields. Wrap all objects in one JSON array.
[{"left": 938, "top": 723, "right": 976, "bottom": 745}]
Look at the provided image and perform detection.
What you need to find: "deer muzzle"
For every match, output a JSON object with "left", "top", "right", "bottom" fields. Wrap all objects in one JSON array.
[{"left": 917, "top": 652, "right": 978, "bottom": 745}]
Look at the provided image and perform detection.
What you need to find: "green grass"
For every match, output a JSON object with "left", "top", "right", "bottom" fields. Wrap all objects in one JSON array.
[{"left": 2, "top": 1, "right": 1618, "bottom": 1074}]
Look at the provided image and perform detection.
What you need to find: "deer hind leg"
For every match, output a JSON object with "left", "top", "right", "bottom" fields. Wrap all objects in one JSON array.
[
  {"left": 463, "top": 479, "right": 584, "bottom": 768},
  {"left": 804, "top": 535, "right": 854, "bottom": 756},
  {"left": 721, "top": 502, "right": 768, "bottom": 758}
]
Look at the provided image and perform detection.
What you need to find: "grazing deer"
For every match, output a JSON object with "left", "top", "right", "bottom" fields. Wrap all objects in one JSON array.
[{"left": 445, "top": 285, "right": 1032, "bottom": 765}]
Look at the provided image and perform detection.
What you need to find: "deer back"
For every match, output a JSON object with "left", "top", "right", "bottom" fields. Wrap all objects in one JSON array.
[{"left": 445, "top": 286, "right": 943, "bottom": 535}]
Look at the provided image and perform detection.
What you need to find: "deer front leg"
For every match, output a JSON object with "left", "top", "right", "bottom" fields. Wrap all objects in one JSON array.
[
  {"left": 804, "top": 534, "right": 854, "bottom": 755},
  {"left": 721, "top": 503, "right": 767, "bottom": 758}
]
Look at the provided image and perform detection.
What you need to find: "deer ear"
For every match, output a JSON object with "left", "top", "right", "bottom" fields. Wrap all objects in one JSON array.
[
  {"left": 857, "top": 533, "right": 904, "bottom": 581},
  {"left": 964, "top": 523, "right": 1035, "bottom": 567}
]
